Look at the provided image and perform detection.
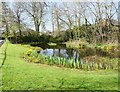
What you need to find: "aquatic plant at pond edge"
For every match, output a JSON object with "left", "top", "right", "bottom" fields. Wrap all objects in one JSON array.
[{"left": 23, "top": 49, "right": 118, "bottom": 71}]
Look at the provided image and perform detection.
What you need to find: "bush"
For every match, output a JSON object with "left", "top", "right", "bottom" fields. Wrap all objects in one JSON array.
[{"left": 8, "top": 33, "right": 56, "bottom": 44}]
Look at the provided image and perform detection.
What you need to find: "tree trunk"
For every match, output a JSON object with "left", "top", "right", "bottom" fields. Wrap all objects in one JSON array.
[
  {"left": 56, "top": 16, "right": 60, "bottom": 35},
  {"left": 18, "top": 26, "right": 22, "bottom": 36},
  {"left": 52, "top": 21, "right": 54, "bottom": 35},
  {"left": 78, "top": 18, "right": 80, "bottom": 27},
  {"left": 35, "top": 22, "right": 40, "bottom": 35},
  {"left": 85, "top": 18, "right": 87, "bottom": 26},
  {"left": 5, "top": 19, "right": 9, "bottom": 38},
  {"left": 18, "top": 18, "right": 22, "bottom": 36}
]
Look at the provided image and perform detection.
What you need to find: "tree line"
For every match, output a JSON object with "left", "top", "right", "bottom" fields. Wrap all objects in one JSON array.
[{"left": 1, "top": 1, "right": 119, "bottom": 44}]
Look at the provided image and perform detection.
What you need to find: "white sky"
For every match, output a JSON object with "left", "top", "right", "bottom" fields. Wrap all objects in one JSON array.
[
  {"left": 3, "top": 0, "right": 120, "bottom": 2},
  {"left": 3, "top": 0, "right": 120, "bottom": 31}
]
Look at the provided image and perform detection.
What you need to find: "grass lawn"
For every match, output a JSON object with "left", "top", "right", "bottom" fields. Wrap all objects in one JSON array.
[{"left": 1, "top": 42, "right": 118, "bottom": 90}]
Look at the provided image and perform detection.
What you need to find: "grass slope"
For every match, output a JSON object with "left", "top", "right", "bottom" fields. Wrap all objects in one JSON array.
[{"left": 1, "top": 42, "right": 118, "bottom": 90}]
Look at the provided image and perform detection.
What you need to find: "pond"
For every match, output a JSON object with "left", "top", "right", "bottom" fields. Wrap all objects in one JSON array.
[
  {"left": 35, "top": 43, "right": 119, "bottom": 61},
  {"left": 40, "top": 48, "right": 80, "bottom": 60},
  {"left": 32, "top": 43, "right": 118, "bottom": 59},
  {"left": 30, "top": 43, "right": 118, "bottom": 70}
]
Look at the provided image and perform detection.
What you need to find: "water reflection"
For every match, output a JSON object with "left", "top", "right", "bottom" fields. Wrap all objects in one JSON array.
[
  {"left": 37, "top": 42, "right": 119, "bottom": 60},
  {"left": 40, "top": 48, "right": 80, "bottom": 60},
  {"left": 39, "top": 48, "right": 118, "bottom": 70}
]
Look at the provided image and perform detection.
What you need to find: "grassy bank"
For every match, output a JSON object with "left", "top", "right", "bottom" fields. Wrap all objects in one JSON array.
[{"left": 1, "top": 42, "right": 118, "bottom": 90}]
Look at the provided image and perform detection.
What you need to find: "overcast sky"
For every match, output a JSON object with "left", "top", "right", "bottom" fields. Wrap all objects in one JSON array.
[{"left": 6, "top": 0, "right": 119, "bottom": 32}]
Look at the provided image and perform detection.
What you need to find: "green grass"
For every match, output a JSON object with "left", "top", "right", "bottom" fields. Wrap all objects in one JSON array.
[{"left": 1, "top": 42, "right": 118, "bottom": 90}]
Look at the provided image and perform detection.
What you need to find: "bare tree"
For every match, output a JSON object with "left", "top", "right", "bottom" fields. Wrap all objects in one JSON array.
[
  {"left": 51, "top": 4, "right": 56, "bottom": 35},
  {"left": 12, "top": 2, "right": 25, "bottom": 36},
  {"left": 2, "top": 2, "right": 13, "bottom": 37},
  {"left": 87, "top": 1, "right": 118, "bottom": 43},
  {"left": 24, "top": 2, "right": 47, "bottom": 34}
]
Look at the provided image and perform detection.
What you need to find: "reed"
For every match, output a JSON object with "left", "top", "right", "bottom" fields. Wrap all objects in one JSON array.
[{"left": 24, "top": 49, "right": 118, "bottom": 71}]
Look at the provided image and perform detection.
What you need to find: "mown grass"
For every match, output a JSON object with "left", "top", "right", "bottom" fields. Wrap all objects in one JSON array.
[{"left": 1, "top": 42, "right": 118, "bottom": 90}]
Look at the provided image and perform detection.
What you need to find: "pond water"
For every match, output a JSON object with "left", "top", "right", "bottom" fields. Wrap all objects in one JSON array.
[
  {"left": 30, "top": 43, "right": 119, "bottom": 70},
  {"left": 38, "top": 44, "right": 118, "bottom": 61},
  {"left": 40, "top": 48, "right": 81, "bottom": 60},
  {"left": 31, "top": 43, "right": 119, "bottom": 61}
]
